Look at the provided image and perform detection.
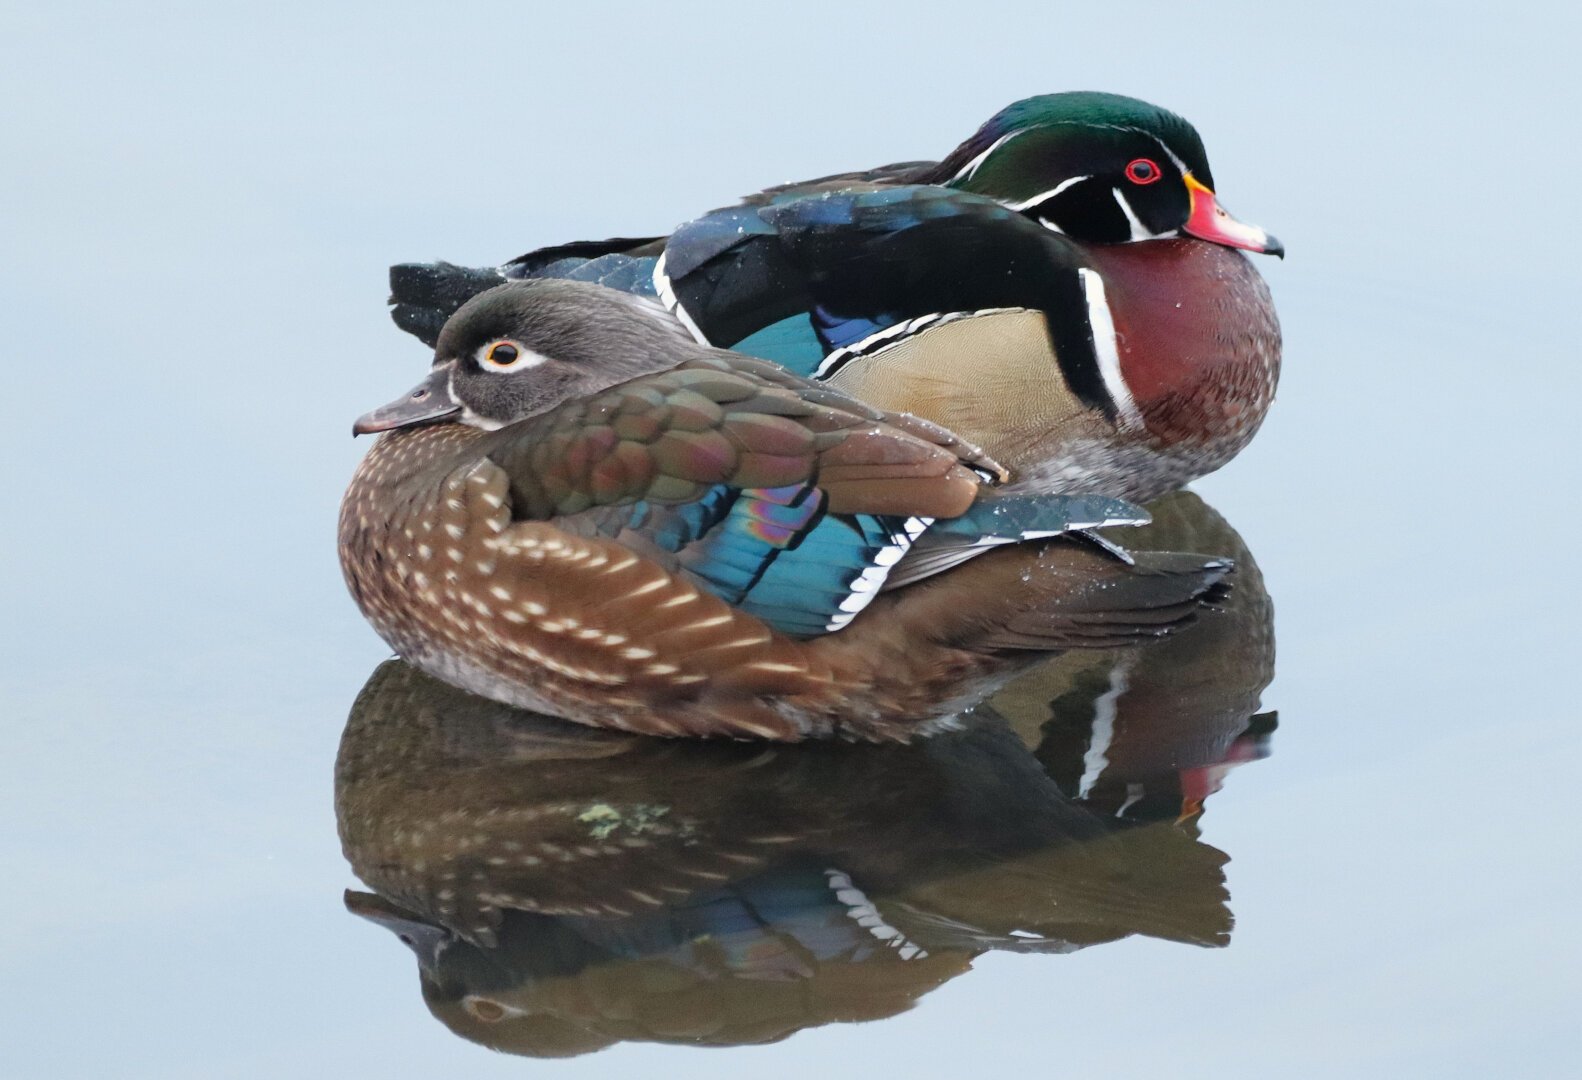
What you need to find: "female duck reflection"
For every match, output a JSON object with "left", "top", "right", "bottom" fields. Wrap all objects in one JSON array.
[{"left": 336, "top": 492, "right": 1274, "bottom": 1057}]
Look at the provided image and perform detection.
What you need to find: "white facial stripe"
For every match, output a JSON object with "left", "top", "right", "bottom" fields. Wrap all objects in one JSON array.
[
  {"left": 1005, "top": 174, "right": 1089, "bottom": 213},
  {"left": 651, "top": 251, "right": 710, "bottom": 344},
  {"left": 947, "top": 127, "right": 1030, "bottom": 184},
  {"left": 979, "top": 122, "right": 1193, "bottom": 208},
  {"left": 1076, "top": 268, "right": 1143, "bottom": 431},
  {"left": 1146, "top": 132, "right": 1192, "bottom": 175}
]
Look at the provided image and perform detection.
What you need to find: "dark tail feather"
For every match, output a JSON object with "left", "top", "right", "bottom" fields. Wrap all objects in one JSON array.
[
  {"left": 870, "top": 539, "right": 1232, "bottom": 654},
  {"left": 887, "top": 499, "right": 1150, "bottom": 589},
  {"left": 389, "top": 242, "right": 667, "bottom": 347},
  {"left": 389, "top": 261, "right": 507, "bottom": 347},
  {"left": 981, "top": 548, "right": 1233, "bottom": 650}
]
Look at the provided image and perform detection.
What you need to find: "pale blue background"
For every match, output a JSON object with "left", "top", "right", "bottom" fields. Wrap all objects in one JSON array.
[{"left": 3, "top": 1, "right": 1578, "bottom": 1076}]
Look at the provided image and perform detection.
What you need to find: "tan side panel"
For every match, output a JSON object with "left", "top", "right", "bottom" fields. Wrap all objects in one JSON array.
[{"left": 826, "top": 310, "right": 1106, "bottom": 474}]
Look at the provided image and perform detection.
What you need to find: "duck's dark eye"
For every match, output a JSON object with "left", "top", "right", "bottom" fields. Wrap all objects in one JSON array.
[
  {"left": 1126, "top": 158, "right": 1161, "bottom": 185},
  {"left": 467, "top": 998, "right": 506, "bottom": 1022},
  {"left": 476, "top": 338, "right": 544, "bottom": 373}
]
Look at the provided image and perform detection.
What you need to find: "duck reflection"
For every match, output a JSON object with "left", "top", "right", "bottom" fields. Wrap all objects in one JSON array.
[
  {"left": 336, "top": 491, "right": 1274, "bottom": 1057},
  {"left": 981, "top": 490, "right": 1276, "bottom": 820}
]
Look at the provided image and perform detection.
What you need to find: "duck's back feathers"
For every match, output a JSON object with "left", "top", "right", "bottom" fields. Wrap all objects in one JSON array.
[
  {"left": 660, "top": 187, "right": 1100, "bottom": 376},
  {"left": 653, "top": 187, "right": 1145, "bottom": 482},
  {"left": 471, "top": 350, "right": 1148, "bottom": 641},
  {"left": 506, "top": 236, "right": 667, "bottom": 275},
  {"left": 483, "top": 353, "right": 989, "bottom": 524},
  {"left": 747, "top": 159, "right": 940, "bottom": 202}
]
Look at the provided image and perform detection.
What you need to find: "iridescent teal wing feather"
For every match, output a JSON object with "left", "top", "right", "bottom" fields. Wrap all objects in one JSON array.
[
  {"left": 679, "top": 493, "right": 927, "bottom": 637},
  {"left": 630, "top": 480, "right": 930, "bottom": 639},
  {"left": 482, "top": 358, "right": 1142, "bottom": 640},
  {"left": 628, "top": 484, "right": 1145, "bottom": 639}
]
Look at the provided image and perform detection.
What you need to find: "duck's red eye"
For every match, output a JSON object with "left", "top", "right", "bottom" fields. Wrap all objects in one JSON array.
[{"left": 1126, "top": 158, "right": 1161, "bottom": 185}]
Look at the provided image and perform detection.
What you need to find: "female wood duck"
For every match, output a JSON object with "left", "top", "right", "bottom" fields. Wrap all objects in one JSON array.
[
  {"left": 340, "top": 279, "right": 1230, "bottom": 741},
  {"left": 387, "top": 92, "right": 1281, "bottom": 501}
]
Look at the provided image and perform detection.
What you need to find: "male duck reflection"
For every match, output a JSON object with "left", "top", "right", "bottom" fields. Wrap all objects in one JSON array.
[
  {"left": 389, "top": 92, "right": 1281, "bottom": 500},
  {"left": 340, "top": 279, "right": 1229, "bottom": 740},
  {"left": 336, "top": 493, "right": 1275, "bottom": 1056}
]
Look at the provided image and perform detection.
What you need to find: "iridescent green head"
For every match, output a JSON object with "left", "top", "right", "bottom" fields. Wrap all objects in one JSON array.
[{"left": 923, "top": 91, "right": 1281, "bottom": 256}]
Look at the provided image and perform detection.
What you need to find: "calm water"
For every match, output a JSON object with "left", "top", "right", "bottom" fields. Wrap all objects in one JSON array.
[{"left": 5, "top": 3, "right": 1579, "bottom": 1077}]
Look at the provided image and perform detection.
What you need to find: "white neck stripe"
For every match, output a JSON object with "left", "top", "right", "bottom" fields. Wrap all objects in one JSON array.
[
  {"left": 1078, "top": 655, "right": 1133, "bottom": 799},
  {"left": 1076, "top": 268, "right": 1143, "bottom": 431},
  {"left": 1147, "top": 133, "right": 1192, "bottom": 176}
]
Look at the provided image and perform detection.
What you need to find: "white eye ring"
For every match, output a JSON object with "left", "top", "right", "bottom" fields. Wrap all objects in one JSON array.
[{"left": 476, "top": 339, "right": 547, "bottom": 372}]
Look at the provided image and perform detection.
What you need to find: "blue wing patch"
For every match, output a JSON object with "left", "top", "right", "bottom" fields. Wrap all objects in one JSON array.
[
  {"left": 668, "top": 486, "right": 928, "bottom": 638},
  {"left": 729, "top": 315, "right": 826, "bottom": 377},
  {"left": 626, "top": 484, "right": 737, "bottom": 552},
  {"left": 809, "top": 304, "right": 894, "bottom": 354},
  {"left": 631, "top": 490, "right": 1141, "bottom": 638}
]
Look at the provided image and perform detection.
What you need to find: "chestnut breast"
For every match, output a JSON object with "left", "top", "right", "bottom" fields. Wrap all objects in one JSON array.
[{"left": 1083, "top": 239, "right": 1281, "bottom": 453}]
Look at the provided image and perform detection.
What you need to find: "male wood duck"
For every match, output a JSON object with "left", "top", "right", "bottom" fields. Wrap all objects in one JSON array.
[
  {"left": 340, "top": 279, "right": 1230, "bottom": 741},
  {"left": 336, "top": 657, "right": 1237, "bottom": 1055},
  {"left": 387, "top": 92, "right": 1282, "bottom": 501}
]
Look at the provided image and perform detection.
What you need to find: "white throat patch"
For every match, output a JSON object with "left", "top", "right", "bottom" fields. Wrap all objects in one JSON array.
[{"left": 1111, "top": 188, "right": 1158, "bottom": 242}]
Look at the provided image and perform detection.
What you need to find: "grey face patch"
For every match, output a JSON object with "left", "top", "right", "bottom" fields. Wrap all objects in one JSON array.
[{"left": 435, "top": 280, "right": 701, "bottom": 427}]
